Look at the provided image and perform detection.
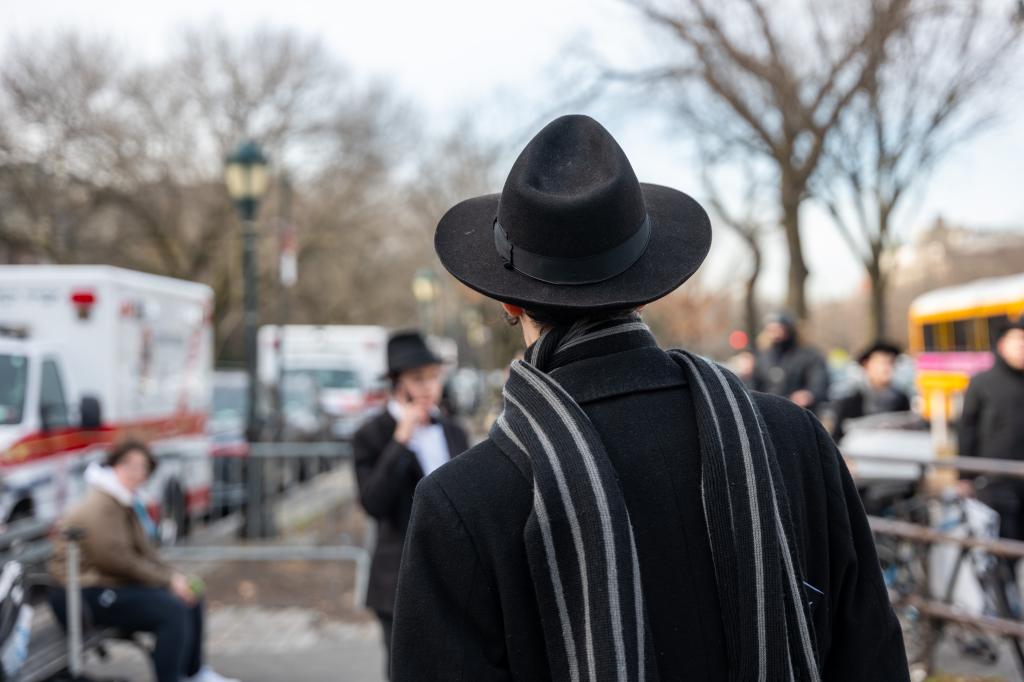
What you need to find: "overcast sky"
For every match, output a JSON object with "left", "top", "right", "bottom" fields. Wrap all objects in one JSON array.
[{"left": 6, "top": 0, "right": 1024, "bottom": 303}]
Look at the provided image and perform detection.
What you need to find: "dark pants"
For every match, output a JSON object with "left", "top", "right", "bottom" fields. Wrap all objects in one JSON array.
[
  {"left": 50, "top": 586, "right": 203, "bottom": 682},
  {"left": 979, "top": 479, "right": 1024, "bottom": 615},
  {"left": 377, "top": 611, "right": 393, "bottom": 680},
  {"left": 980, "top": 479, "right": 1024, "bottom": 542}
]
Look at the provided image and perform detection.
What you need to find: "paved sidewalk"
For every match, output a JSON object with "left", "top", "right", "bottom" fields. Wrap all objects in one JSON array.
[
  {"left": 80, "top": 603, "right": 1023, "bottom": 681},
  {"left": 83, "top": 606, "right": 386, "bottom": 682}
]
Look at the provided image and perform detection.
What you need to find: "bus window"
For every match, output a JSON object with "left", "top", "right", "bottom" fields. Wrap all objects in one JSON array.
[
  {"left": 923, "top": 323, "right": 938, "bottom": 351},
  {"left": 937, "top": 322, "right": 953, "bottom": 351},
  {"left": 953, "top": 319, "right": 973, "bottom": 351},
  {"left": 986, "top": 315, "right": 1011, "bottom": 350}
]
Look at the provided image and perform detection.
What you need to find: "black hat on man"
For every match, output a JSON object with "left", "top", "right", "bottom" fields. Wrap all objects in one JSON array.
[
  {"left": 993, "top": 317, "right": 1024, "bottom": 344},
  {"left": 434, "top": 115, "right": 712, "bottom": 312},
  {"left": 385, "top": 331, "right": 441, "bottom": 378}
]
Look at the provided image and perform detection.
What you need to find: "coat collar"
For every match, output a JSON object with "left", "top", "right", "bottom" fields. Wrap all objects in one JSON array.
[{"left": 546, "top": 328, "right": 686, "bottom": 405}]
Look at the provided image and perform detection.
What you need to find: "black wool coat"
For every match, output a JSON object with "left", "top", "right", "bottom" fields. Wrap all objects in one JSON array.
[
  {"left": 831, "top": 386, "right": 911, "bottom": 442},
  {"left": 392, "top": 335, "right": 908, "bottom": 681},
  {"left": 960, "top": 357, "right": 1024, "bottom": 462},
  {"left": 753, "top": 341, "right": 831, "bottom": 410},
  {"left": 353, "top": 408, "right": 469, "bottom": 615}
]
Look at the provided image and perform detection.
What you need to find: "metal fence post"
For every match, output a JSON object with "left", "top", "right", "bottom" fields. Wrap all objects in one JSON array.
[{"left": 63, "top": 527, "right": 85, "bottom": 678}]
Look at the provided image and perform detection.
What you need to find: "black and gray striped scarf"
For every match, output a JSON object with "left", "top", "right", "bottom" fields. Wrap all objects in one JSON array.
[{"left": 491, "top": 315, "right": 820, "bottom": 682}]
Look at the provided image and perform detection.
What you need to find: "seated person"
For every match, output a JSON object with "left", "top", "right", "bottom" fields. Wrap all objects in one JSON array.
[{"left": 48, "top": 439, "right": 238, "bottom": 682}]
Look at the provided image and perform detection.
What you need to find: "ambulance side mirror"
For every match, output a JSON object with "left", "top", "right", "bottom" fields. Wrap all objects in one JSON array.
[
  {"left": 80, "top": 396, "right": 102, "bottom": 430},
  {"left": 39, "top": 404, "right": 56, "bottom": 433}
]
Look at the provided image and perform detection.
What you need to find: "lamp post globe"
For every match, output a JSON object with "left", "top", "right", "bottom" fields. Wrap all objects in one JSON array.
[
  {"left": 225, "top": 140, "right": 270, "bottom": 221},
  {"left": 412, "top": 268, "right": 440, "bottom": 304},
  {"left": 412, "top": 269, "right": 441, "bottom": 334}
]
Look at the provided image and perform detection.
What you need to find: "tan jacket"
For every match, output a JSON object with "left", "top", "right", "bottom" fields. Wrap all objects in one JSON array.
[{"left": 49, "top": 488, "right": 172, "bottom": 589}]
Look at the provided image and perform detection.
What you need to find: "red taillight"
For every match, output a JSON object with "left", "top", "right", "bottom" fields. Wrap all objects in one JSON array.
[{"left": 364, "top": 390, "right": 387, "bottom": 407}]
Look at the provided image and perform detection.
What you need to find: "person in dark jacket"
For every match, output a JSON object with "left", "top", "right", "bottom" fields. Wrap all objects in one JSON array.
[
  {"left": 753, "top": 312, "right": 830, "bottom": 413},
  {"left": 960, "top": 319, "right": 1024, "bottom": 540},
  {"left": 391, "top": 115, "right": 907, "bottom": 681},
  {"left": 353, "top": 331, "right": 469, "bottom": 678},
  {"left": 831, "top": 341, "right": 911, "bottom": 442}
]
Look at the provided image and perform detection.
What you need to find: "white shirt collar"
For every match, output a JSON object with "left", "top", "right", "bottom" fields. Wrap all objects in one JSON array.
[{"left": 386, "top": 400, "right": 450, "bottom": 476}]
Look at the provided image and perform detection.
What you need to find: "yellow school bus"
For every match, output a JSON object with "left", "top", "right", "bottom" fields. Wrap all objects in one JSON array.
[{"left": 908, "top": 274, "right": 1024, "bottom": 424}]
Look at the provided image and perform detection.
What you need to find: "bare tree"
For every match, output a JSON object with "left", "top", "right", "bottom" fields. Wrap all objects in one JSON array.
[
  {"left": 613, "top": 0, "right": 913, "bottom": 319},
  {"left": 402, "top": 119, "right": 507, "bottom": 363},
  {"left": 0, "top": 27, "right": 418, "bottom": 360},
  {"left": 646, "top": 271, "right": 736, "bottom": 355},
  {"left": 698, "top": 149, "right": 775, "bottom": 342},
  {"left": 815, "top": 2, "right": 1022, "bottom": 338},
  {"left": 0, "top": 32, "right": 128, "bottom": 263}
]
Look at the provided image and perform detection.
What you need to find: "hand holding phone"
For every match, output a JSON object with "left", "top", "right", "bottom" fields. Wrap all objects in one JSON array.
[{"left": 394, "top": 383, "right": 428, "bottom": 444}]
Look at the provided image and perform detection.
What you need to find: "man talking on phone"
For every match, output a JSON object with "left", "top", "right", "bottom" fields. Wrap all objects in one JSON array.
[{"left": 353, "top": 330, "right": 469, "bottom": 678}]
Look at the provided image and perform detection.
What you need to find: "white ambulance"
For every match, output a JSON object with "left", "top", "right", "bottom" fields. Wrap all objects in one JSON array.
[
  {"left": 0, "top": 266, "right": 213, "bottom": 541},
  {"left": 258, "top": 325, "right": 389, "bottom": 439}
]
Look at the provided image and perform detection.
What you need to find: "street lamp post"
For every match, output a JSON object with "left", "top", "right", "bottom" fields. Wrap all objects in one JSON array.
[
  {"left": 412, "top": 268, "right": 440, "bottom": 335},
  {"left": 225, "top": 140, "right": 269, "bottom": 538}
]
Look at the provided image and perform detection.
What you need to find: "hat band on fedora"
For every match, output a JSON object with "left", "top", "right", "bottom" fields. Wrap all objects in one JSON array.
[{"left": 493, "top": 214, "right": 651, "bottom": 285}]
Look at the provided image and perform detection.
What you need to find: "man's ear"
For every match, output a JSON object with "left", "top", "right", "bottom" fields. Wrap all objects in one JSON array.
[{"left": 502, "top": 303, "right": 524, "bottom": 319}]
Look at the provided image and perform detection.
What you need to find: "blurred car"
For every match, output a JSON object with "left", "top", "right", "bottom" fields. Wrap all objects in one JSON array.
[
  {"left": 276, "top": 372, "right": 333, "bottom": 481},
  {"left": 279, "top": 372, "right": 332, "bottom": 443},
  {"left": 209, "top": 370, "right": 250, "bottom": 516},
  {"left": 285, "top": 367, "right": 386, "bottom": 440}
]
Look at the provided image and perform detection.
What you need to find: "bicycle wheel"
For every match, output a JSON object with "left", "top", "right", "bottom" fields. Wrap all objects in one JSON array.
[{"left": 877, "top": 537, "right": 935, "bottom": 672}]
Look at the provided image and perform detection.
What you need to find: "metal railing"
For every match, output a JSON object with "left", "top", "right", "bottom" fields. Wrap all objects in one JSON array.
[
  {"left": 174, "top": 441, "right": 373, "bottom": 609},
  {"left": 845, "top": 450, "right": 1024, "bottom": 675}
]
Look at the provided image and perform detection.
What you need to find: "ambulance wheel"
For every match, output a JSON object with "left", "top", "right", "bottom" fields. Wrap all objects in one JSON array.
[
  {"left": 8, "top": 499, "right": 34, "bottom": 524},
  {"left": 160, "top": 482, "right": 187, "bottom": 545}
]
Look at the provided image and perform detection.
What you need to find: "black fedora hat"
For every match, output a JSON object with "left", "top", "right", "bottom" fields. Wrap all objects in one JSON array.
[
  {"left": 856, "top": 340, "right": 902, "bottom": 365},
  {"left": 385, "top": 331, "right": 441, "bottom": 378},
  {"left": 434, "top": 115, "right": 712, "bottom": 312}
]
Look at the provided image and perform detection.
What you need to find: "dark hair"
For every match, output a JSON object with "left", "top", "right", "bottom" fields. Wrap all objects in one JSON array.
[
  {"left": 105, "top": 439, "right": 157, "bottom": 475},
  {"left": 510, "top": 305, "right": 637, "bottom": 330}
]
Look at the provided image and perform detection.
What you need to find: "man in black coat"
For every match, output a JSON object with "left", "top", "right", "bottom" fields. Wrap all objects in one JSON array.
[
  {"left": 392, "top": 116, "right": 907, "bottom": 681},
  {"left": 831, "top": 341, "right": 911, "bottom": 442},
  {"left": 753, "top": 312, "right": 830, "bottom": 414},
  {"left": 960, "top": 319, "right": 1024, "bottom": 540},
  {"left": 353, "top": 331, "right": 469, "bottom": 677}
]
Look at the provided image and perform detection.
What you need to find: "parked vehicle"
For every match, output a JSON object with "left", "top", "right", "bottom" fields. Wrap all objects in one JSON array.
[
  {"left": 258, "top": 325, "right": 389, "bottom": 439},
  {"left": 278, "top": 372, "right": 332, "bottom": 444},
  {"left": 0, "top": 266, "right": 214, "bottom": 541},
  {"left": 209, "top": 370, "right": 249, "bottom": 516}
]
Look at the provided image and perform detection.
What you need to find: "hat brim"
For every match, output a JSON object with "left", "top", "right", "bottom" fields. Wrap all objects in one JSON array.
[
  {"left": 380, "top": 354, "right": 444, "bottom": 380},
  {"left": 857, "top": 342, "right": 902, "bottom": 364},
  {"left": 434, "top": 183, "right": 712, "bottom": 312}
]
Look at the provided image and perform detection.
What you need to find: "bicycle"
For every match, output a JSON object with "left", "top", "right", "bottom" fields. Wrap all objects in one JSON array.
[{"left": 875, "top": 490, "right": 1023, "bottom": 678}]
